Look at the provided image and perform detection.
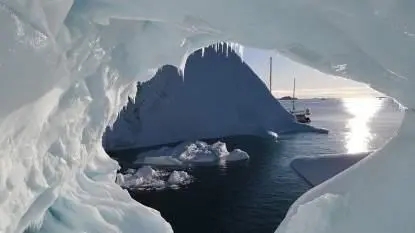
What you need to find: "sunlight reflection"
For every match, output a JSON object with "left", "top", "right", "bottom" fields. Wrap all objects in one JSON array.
[{"left": 342, "top": 97, "right": 384, "bottom": 154}]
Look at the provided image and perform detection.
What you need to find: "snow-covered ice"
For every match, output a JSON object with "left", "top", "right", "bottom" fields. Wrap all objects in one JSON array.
[
  {"left": 117, "top": 166, "right": 165, "bottom": 190},
  {"left": 0, "top": 1, "right": 414, "bottom": 233},
  {"left": 135, "top": 141, "right": 249, "bottom": 167},
  {"left": 115, "top": 166, "right": 192, "bottom": 190},
  {"left": 167, "top": 171, "right": 192, "bottom": 186}
]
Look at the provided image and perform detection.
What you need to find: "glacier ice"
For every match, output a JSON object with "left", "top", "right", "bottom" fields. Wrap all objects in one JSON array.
[
  {"left": 134, "top": 141, "right": 249, "bottom": 167},
  {"left": 103, "top": 45, "right": 326, "bottom": 150},
  {"left": 0, "top": 0, "right": 414, "bottom": 233}
]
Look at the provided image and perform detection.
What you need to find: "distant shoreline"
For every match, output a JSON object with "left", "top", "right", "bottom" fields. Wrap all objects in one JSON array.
[
  {"left": 279, "top": 96, "right": 298, "bottom": 100},
  {"left": 278, "top": 96, "right": 388, "bottom": 101}
]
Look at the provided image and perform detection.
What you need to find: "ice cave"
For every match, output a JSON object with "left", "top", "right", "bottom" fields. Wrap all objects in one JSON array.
[{"left": 0, "top": 1, "right": 414, "bottom": 233}]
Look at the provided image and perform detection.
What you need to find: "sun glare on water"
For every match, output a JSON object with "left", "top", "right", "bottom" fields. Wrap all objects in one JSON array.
[{"left": 342, "top": 97, "right": 384, "bottom": 154}]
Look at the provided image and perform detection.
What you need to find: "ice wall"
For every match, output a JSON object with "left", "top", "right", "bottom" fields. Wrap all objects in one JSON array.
[
  {"left": 0, "top": 0, "right": 413, "bottom": 233},
  {"left": 104, "top": 45, "right": 324, "bottom": 150}
]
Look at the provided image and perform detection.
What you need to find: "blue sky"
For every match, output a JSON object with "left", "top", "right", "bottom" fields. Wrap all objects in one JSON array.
[{"left": 242, "top": 47, "right": 380, "bottom": 98}]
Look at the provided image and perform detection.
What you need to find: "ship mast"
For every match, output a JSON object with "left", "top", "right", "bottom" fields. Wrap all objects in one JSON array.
[
  {"left": 269, "top": 56, "right": 272, "bottom": 92},
  {"left": 292, "top": 78, "right": 296, "bottom": 112}
]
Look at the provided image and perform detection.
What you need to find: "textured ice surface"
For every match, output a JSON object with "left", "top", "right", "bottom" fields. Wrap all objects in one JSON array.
[
  {"left": 0, "top": 1, "right": 414, "bottom": 233},
  {"left": 167, "top": 171, "right": 192, "bottom": 186},
  {"left": 103, "top": 46, "right": 325, "bottom": 150},
  {"left": 115, "top": 166, "right": 191, "bottom": 190},
  {"left": 134, "top": 141, "right": 249, "bottom": 166}
]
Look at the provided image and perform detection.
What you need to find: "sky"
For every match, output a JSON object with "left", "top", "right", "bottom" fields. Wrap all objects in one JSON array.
[{"left": 242, "top": 47, "right": 380, "bottom": 98}]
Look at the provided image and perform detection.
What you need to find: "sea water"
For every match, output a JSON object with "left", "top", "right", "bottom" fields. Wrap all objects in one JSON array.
[{"left": 118, "top": 97, "right": 403, "bottom": 233}]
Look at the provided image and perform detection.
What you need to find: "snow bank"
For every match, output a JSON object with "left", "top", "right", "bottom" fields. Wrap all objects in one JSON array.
[
  {"left": 104, "top": 46, "right": 326, "bottom": 150},
  {"left": 0, "top": 1, "right": 414, "bottom": 233},
  {"left": 135, "top": 141, "right": 249, "bottom": 166},
  {"left": 115, "top": 166, "right": 192, "bottom": 191}
]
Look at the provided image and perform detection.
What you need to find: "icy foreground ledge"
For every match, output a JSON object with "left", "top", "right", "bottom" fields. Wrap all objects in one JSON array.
[
  {"left": 134, "top": 141, "right": 249, "bottom": 167},
  {"left": 290, "top": 152, "right": 371, "bottom": 186},
  {"left": 103, "top": 46, "right": 325, "bottom": 150},
  {"left": 0, "top": 1, "right": 414, "bottom": 233}
]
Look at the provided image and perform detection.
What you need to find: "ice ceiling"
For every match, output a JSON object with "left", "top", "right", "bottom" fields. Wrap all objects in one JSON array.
[{"left": 0, "top": 0, "right": 414, "bottom": 233}]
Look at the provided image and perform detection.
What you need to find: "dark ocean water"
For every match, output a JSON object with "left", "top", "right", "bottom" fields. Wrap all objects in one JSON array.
[{"left": 116, "top": 97, "right": 404, "bottom": 233}]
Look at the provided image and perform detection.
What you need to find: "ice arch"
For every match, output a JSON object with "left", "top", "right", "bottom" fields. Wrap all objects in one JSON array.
[{"left": 0, "top": 1, "right": 413, "bottom": 233}]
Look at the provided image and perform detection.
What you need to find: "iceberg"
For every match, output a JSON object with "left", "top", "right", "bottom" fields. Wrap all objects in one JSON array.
[
  {"left": 134, "top": 141, "right": 249, "bottom": 167},
  {"left": 226, "top": 149, "right": 250, "bottom": 162},
  {"left": 167, "top": 171, "right": 192, "bottom": 186},
  {"left": 116, "top": 166, "right": 165, "bottom": 190},
  {"left": 0, "top": 1, "right": 413, "bottom": 233},
  {"left": 115, "top": 166, "right": 192, "bottom": 190},
  {"left": 103, "top": 45, "right": 325, "bottom": 150}
]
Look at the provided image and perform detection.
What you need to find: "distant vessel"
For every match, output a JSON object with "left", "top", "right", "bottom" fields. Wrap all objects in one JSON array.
[
  {"left": 269, "top": 57, "right": 311, "bottom": 124},
  {"left": 289, "top": 78, "right": 311, "bottom": 123}
]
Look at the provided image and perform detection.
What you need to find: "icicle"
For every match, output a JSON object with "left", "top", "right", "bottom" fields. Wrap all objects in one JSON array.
[
  {"left": 239, "top": 44, "right": 244, "bottom": 60},
  {"left": 201, "top": 47, "right": 205, "bottom": 57},
  {"left": 178, "top": 51, "right": 188, "bottom": 79}
]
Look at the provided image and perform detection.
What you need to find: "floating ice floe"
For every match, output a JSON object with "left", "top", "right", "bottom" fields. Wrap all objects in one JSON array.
[
  {"left": 135, "top": 141, "right": 250, "bottom": 167},
  {"left": 167, "top": 171, "right": 193, "bottom": 188},
  {"left": 116, "top": 166, "right": 192, "bottom": 191}
]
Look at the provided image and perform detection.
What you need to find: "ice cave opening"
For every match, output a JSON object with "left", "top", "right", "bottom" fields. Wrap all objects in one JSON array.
[
  {"left": 102, "top": 43, "right": 328, "bottom": 152},
  {"left": 0, "top": 1, "right": 414, "bottom": 233}
]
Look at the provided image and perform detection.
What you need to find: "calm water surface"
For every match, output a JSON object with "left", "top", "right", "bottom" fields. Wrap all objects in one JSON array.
[{"left": 118, "top": 98, "right": 403, "bottom": 233}]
